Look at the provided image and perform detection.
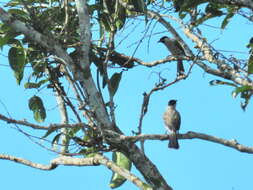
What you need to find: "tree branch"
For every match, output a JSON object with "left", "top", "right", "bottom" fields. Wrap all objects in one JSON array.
[
  {"left": 2, "top": 110, "right": 251, "bottom": 154},
  {"left": 0, "top": 113, "right": 85, "bottom": 130},
  {"left": 212, "top": 0, "right": 253, "bottom": 10},
  {"left": 165, "top": 14, "right": 253, "bottom": 86},
  {"left": 118, "top": 131, "right": 253, "bottom": 154},
  {"left": 73, "top": 1, "right": 112, "bottom": 129},
  {"left": 0, "top": 154, "right": 57, "bottom": 170},
  {"left": 0, "top": 153, "right": 151, "bottom": 190}
]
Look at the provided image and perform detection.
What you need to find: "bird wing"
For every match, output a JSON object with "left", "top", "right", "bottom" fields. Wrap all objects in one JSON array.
[
  {"left": 174, "top": 40, "right": 186, "bottom": 56},
  {"left": 172, "top": 110, "right": 181, "bottom": 131}
]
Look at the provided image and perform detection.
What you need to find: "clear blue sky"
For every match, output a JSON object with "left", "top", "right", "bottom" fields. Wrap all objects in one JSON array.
[{"left": 1, "top": 4, "right": 253, "bottom": 190}]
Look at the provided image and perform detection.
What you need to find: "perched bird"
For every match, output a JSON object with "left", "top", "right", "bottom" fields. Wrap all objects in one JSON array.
[
  {"left": 163, "top": 99, "right": 181, "bottom": 149},
  {"left": 158, "top": 36, "right": 185, "bottom": 76}
]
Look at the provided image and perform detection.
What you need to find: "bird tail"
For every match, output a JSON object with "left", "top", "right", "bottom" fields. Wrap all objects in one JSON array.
[
  {"left": 168, "top": 132, "right": 179, "bottom": 149},
  {"left": 177, "top": 60, "right": 185, "bottom": 76}
]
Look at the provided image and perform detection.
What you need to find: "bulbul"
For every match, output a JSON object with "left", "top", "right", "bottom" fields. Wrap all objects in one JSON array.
[
  {"left": 163, "top": 99, "right": 181, "bottom": 149},
  {"left": 158, "top": 36, "right": 185, "bottom": 76}
]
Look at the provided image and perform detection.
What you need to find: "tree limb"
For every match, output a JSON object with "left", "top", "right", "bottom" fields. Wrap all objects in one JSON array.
[
  {"left": 0, "top": 5, "right": 177, "bottom": 190},
  {"left": 0, "top": 154, "right": 57, "bottom": 170},
  {"left": 0, "top": 154, "right": 151, "bottom": 190},
  {"left": 2, "top": 111, "right": 251, "bottom": 154},
  {"left": 0, "top": 113, "right": 85, "bottom": 130},
  {"left": 164, "top": 14, "right": 253, "bottom": 86},
  {"left": 212, "top": 0, "right": 253, "bottom": 10},
  {"left": 118, "top": 131, "right": 253, "bottom": 154}
]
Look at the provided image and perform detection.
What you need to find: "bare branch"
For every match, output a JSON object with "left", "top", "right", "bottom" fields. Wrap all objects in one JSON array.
[
  {"left": 0, "top": 154, "right": 57, "bottom": 170},
  {"left": 119, "top": 131, "right": 253, "bottom": 154},
  {"left": 97, "top": 46, "right": 197, "bottom": 67},
  {"left": 0, "top": 113, "right": 84, "bottom": 130},
  {"left": 0, "top": 153, "right": 151, "bottom": 190}
]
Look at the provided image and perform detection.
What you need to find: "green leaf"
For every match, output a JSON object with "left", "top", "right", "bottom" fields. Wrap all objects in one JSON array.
[
  {"left": 86, "top": 149, "right": 99, "bottom": 158},
  {"left": 241, "top": 99, "right": 250, "bottom": 111},
  {"left": 0, "top": 24, "right": 21, "bottom": 49},
  {"left": 109, "top": 72, "right": 123, "bottom": 97},
  {"left": 205, "top": 3, "right": 224, "bottom": 16},
  {"left": 68, "top": 126, "right": 82, "bottom": 138},
  {"left": 132, "top": 0, "right": 146, "bottom": 13},
  {"left": 42, "top": 128, "right": 58, "bottom": 138},
  {"left": 8, "top": 9, "right": 30, "bottom": 21},
  {"left": 24, "top": 79, "right": 49, "bottom": 89},
  {"left": 100, "top": 14, "right": 114, "bottom": 32},
  {"left": 232, "top": 85, "right": 252, "bottom": 110},
  {"left": 132, "top": 0, "right": 148, "bottom": 23},
  {"left": 0, "top": 37, "right": 8, "bottom": 49},
  {"left": 24, "top": 82, "right": 40, "bottom": 89},
  {"left": 7, "top": 38, "right": 22, "bottom": 47},
  {"left": 209, "top": 79, "right": 236, "bottom": 87},
  {"left": 8, "top": 46, "right": 26, "bottom": 85},
  {"left": 248, "top": 53, "right": 253, "bottom": 74},
  {"left": 28, "top": 96, "right": 46, "bottom": 123},
  {"left": 179, "top": 12, "right": 187, "bottom": 19},
  {"left": 109, "top": 152, "right": 132, "bottom": 189},
  {"left": 51, "top": 133, "right": 62, "bottom": 148},
  {"left": 5, "top": 0, "right": 23, "bottom": 7},
  {"left": 221, "top": 11, "right": 235, "bottom": 29},
  {"left": 115, "top": 18, "right": 124, "bottom": 30},
  {"left": 114, "top": 0, "right": 126, "bottom": 30},
  {"left": 232, "top": 85, "right": 252, "bottom": 98},
  {"left": 31, "top": 61, "right": 46, "bottom": 77}
]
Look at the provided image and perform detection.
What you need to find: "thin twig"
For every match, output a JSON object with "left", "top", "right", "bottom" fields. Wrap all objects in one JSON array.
[{"left": 0, "top": 113, "right": 85, "bottom": 130}]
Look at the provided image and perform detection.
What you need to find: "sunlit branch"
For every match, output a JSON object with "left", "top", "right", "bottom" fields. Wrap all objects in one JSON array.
[
  {"left": 0, "top": 154, "right": 151, "bottom": 190},
  {"left": 0, "top": 154, "right": 57, "bottom": 170}
]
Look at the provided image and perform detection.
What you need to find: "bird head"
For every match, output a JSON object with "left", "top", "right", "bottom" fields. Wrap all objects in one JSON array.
[
  {"left": 158, "top": 36, "right": 169, "bottom": 43},
  {"left": 168, "top": 99, "right": 177, "bottom": 106}
]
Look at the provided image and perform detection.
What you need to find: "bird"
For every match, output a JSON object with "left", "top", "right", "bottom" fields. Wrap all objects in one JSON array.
[
  {"left": 163, "top": 99, "right": 181, "bottom": 149},
  {"left": 158, "top": 36, "right": 185, "bottom": 77}
]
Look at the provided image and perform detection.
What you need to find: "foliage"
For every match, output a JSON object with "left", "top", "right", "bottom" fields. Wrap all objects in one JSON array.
[
  {"left": 109, "top": 152, "right": 132, "bottom": 188},
  {"left": 1, "top": 0, "right": 253, "bottom": 189},
  {"left": 28, "top": 95, "right": 46, "bottom": 123}
]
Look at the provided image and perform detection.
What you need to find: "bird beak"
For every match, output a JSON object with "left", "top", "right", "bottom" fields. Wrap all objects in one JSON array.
[{"left": 157, "top": 39, "right": 161, "bottom": 43}]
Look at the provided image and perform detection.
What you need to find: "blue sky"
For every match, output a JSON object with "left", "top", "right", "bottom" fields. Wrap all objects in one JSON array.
[{"left": 1, "top": 3, "right": 253, "bottom": 190}]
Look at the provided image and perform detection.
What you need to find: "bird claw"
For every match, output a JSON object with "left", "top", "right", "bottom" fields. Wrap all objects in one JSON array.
[{"left": 177, "top": 73, "right": 186, "bottom": 79}]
